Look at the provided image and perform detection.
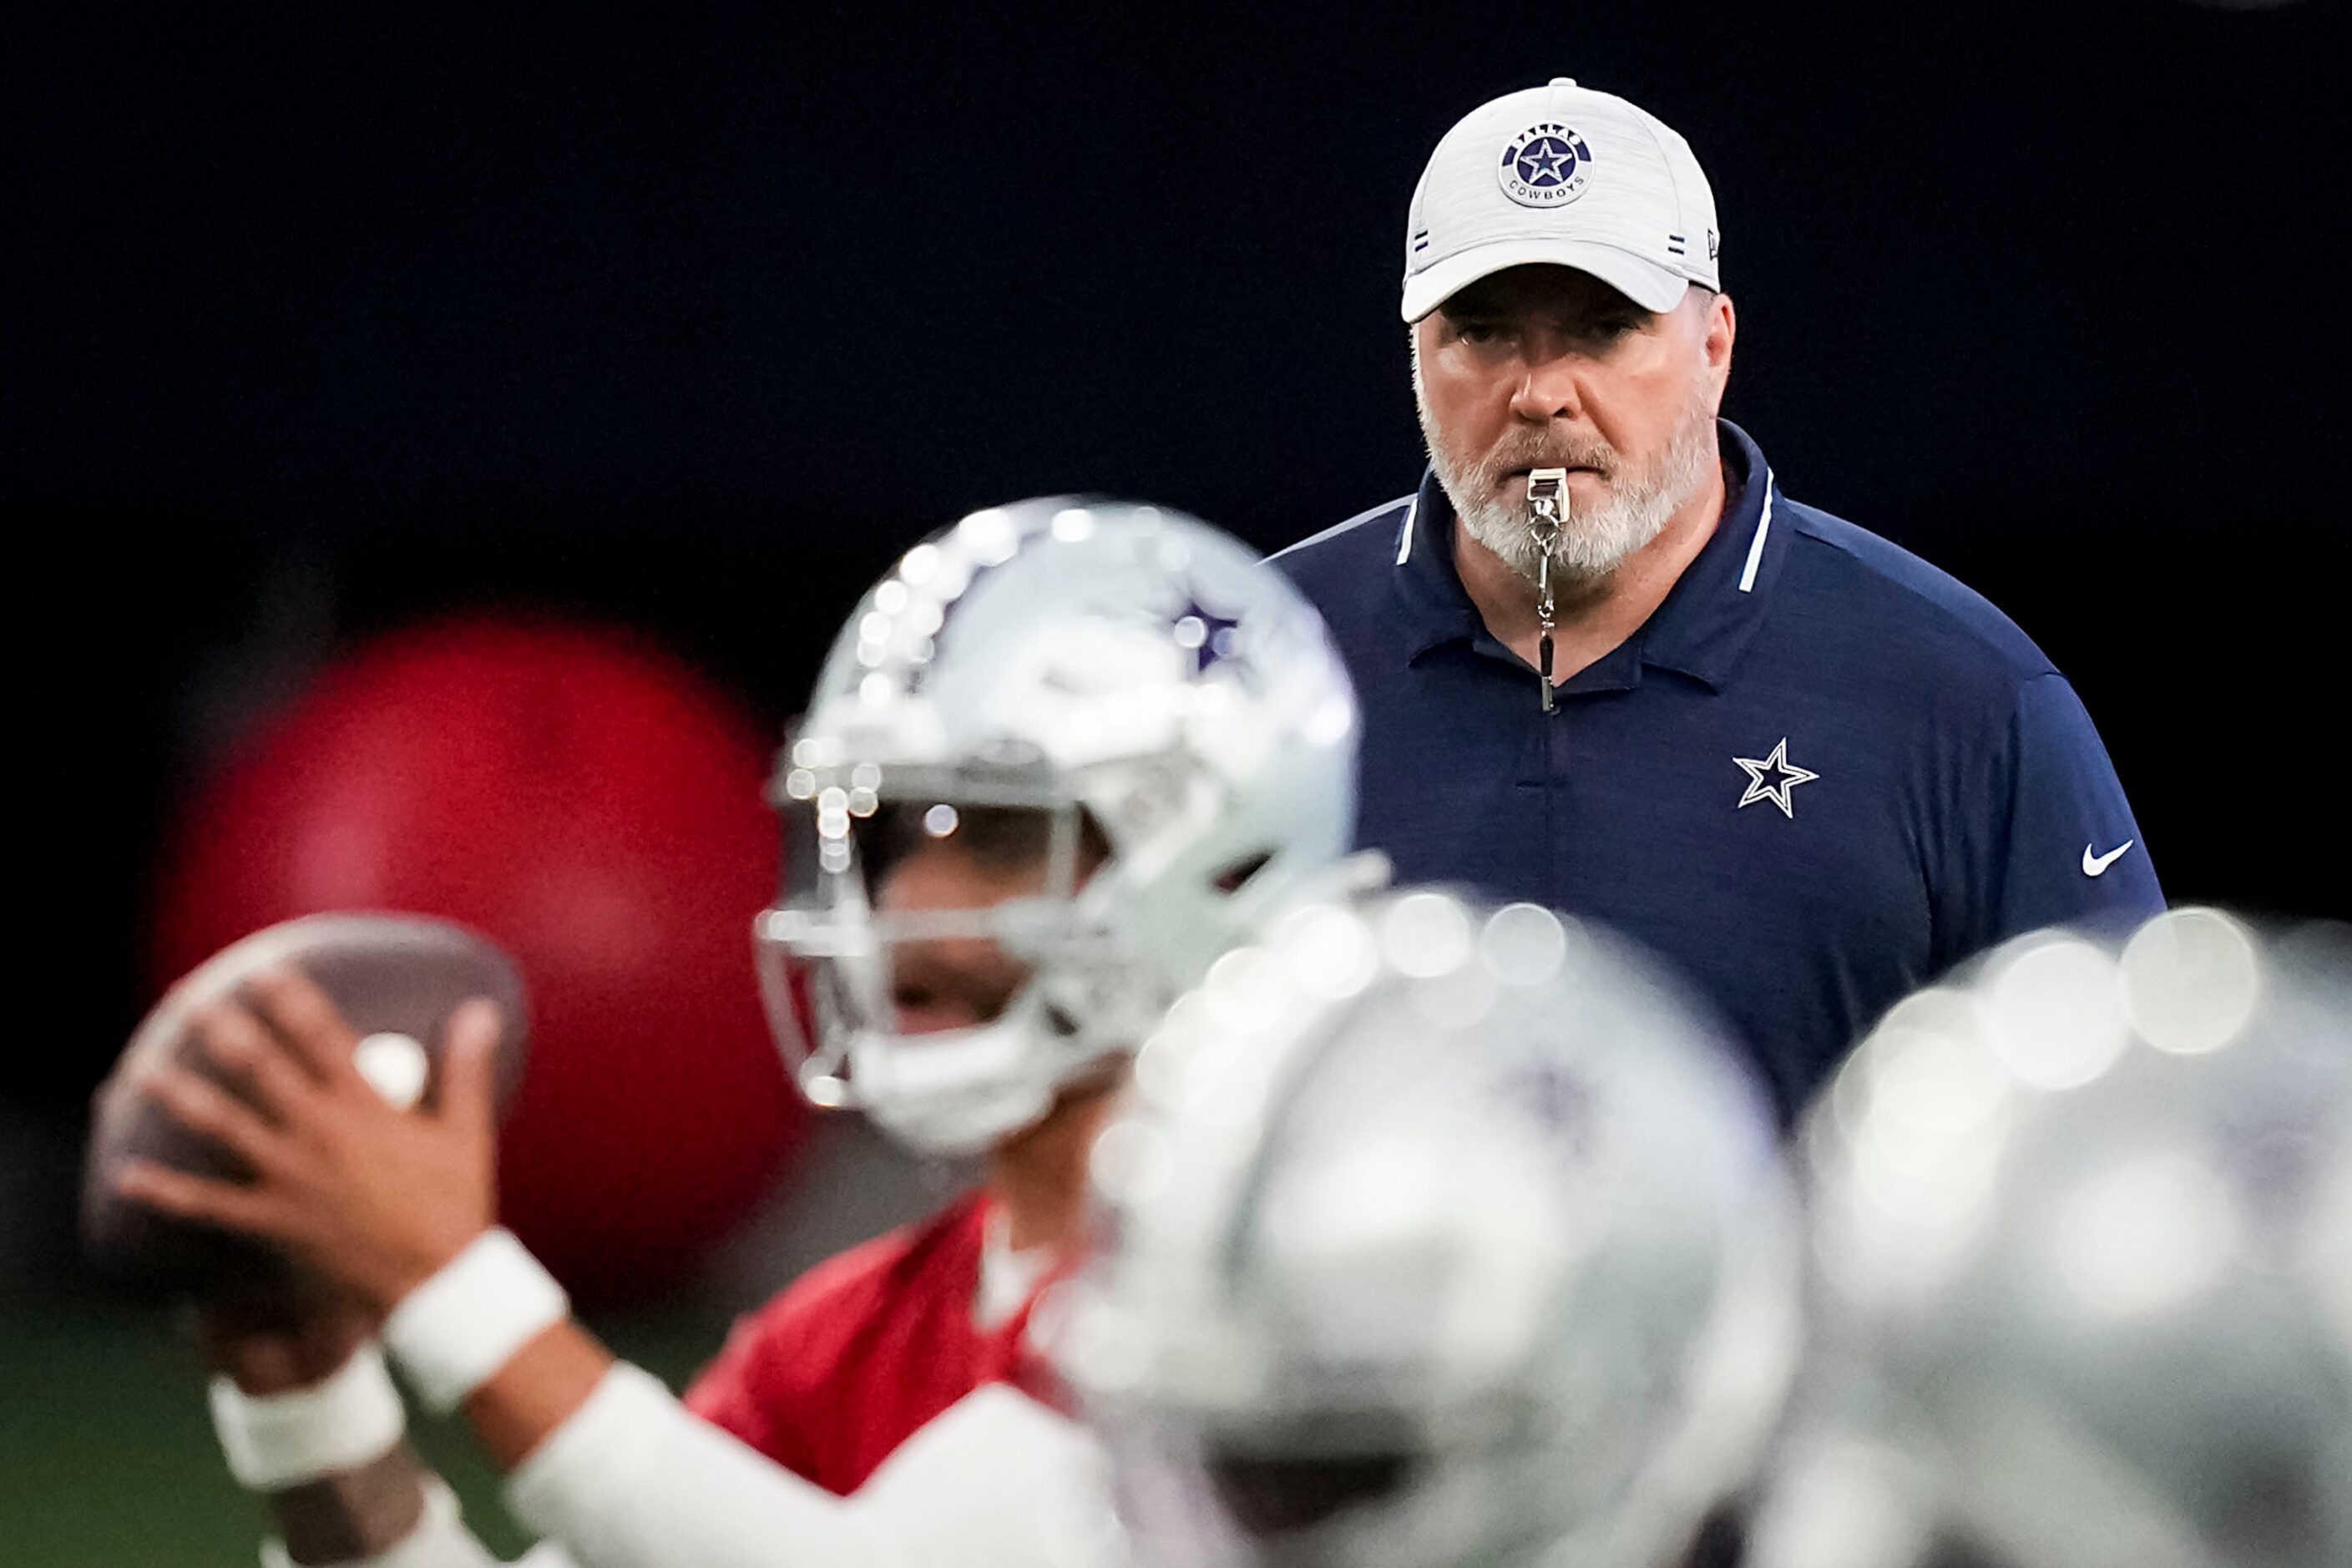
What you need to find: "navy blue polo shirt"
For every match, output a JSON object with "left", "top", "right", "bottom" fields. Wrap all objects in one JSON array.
[{"left": 1275, "top": 421, "right": 2163, "bottom": 1115}]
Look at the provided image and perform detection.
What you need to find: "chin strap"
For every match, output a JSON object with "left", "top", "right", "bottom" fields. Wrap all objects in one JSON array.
[{"left": 1526, "top": 468, "right": 1567, "bottom": 713}]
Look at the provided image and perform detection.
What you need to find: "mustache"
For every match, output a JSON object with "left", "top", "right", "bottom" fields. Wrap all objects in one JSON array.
[{"left": 1477, "top": 438, "right": 1618, "bottom": 483}]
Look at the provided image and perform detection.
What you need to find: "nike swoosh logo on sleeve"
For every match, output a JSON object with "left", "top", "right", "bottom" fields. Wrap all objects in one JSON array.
[{"left": 2081, "top": 840, "right": 2135, "bottom": 877}]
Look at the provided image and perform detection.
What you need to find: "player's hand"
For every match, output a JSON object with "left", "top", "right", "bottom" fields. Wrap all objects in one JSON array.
[
  {"left": 192, "top": 1295, "right": 378, "bottom": 1396},
  {"left": 114, "top": 968, "right": 502, "bottom": 1314}
]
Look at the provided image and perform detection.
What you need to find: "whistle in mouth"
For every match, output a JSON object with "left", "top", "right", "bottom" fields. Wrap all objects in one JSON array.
[{"left": 1526, "top": 468, "right": 1567, "bottom": 540}]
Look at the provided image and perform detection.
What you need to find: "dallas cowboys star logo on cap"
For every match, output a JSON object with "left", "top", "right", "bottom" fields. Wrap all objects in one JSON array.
[
  {"left": 1498, "top": 122, "right": 1592, "bottom": 207},
  {"left": 1733, "top": 738, "right": 1818, "bottom": 819}
]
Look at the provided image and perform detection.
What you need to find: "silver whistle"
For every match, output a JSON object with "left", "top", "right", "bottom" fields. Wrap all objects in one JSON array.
[
  {"left": 1526, "top": 468, "right": 1566, "bottom": 713},
  {"left": 1526, "top": 467, "right": 1568, "bottom": 545}
]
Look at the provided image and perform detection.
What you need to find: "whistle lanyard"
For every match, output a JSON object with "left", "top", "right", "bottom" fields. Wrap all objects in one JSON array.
[{"left": 1527, "top": 468, "right": 1566, "bottom": 713}]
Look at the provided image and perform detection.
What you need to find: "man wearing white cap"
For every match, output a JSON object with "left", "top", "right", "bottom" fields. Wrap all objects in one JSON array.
[{"left": 1275, "top": 78, "right": 2165, "bottom": 1114}]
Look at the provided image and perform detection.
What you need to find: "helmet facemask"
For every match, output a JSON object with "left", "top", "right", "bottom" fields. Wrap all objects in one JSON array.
[{"left": 756, "top": 749, "right": 1131, "bottom": 1157}]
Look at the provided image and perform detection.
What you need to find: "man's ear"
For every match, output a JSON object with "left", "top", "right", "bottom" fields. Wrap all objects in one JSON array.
[
  {"left": 1702, "top": 290, "right": 1736, "bottom": 406},
  {"left": 1702, "top": 290, "right": 1740, "bottom": 378}
]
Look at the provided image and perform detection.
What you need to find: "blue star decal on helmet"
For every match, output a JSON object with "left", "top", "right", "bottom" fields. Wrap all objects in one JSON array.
[
  {"left": 1503, "top": 1054, "right": 1598, "bottom": 1154},
  {"left": 1171, "top": 598, "right": 1243, "bottom": 676}
]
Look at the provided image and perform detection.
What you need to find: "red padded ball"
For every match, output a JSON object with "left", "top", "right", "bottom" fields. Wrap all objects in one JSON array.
[{"left": 151, "top": 617, "right": 805, "bottom": 1301}]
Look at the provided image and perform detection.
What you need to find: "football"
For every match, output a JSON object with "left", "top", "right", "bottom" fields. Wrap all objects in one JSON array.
[{"left": 83, "top": 913, "right": 529, "bottom": 1308}]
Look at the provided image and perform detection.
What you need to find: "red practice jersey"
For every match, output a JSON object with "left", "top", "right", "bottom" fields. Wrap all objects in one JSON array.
[{"left": 683, "top": 1190, "right": 1070, "bottom": 1495}]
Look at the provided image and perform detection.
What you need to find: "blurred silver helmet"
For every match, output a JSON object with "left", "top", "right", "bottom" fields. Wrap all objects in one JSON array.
[
  {"left": 1053, "top": 888, "right": 1803, "bottom": 1568},
  {"left": 753, "top": 498, "right": 1360, "bottom": 1157},
  {"left": 1754, "top": 908, "right": 2352, "bottom": 1568}
]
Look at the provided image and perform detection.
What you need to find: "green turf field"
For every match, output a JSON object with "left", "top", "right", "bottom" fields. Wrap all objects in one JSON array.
[{"left": 0, "top": 1305, "right": 731, "bottom": 1567}]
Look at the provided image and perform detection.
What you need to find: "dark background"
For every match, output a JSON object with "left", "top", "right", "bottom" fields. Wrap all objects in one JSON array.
[
  {"left": 2, "top": 3, "right": 2344, "bottom": 1558},
  {"left": 10, "top": 0, "right": 2348, "bottom": 1264}
]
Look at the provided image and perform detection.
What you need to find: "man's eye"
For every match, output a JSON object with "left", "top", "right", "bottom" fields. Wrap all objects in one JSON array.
[{"left": 1453, "top": 321, "right": 1505, "bottom": 345}]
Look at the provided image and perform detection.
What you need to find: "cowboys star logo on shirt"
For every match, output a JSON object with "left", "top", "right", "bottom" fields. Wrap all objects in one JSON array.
[
  {"left": 1733, "top": 738, "right": 1818, "bottom": 819},
  {"left": 1498, "top": 123, "right": 1592, "bottom": 207}
]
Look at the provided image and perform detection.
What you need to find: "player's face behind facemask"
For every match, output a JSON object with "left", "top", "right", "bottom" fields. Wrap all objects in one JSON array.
[
  {"left": 758, "top": 776, "right": 1116, "bottom": 1151},
  {"left": 1751, "top": 909, "right": 2352, "bottom": 1568},
  {"left": 861, "top": 799, "right": 1111, "bottom": 1036}
]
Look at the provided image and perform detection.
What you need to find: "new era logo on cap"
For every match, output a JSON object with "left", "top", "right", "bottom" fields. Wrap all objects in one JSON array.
[{"left": 1402, "top": 77, "right": 1721, "bottom": 322}]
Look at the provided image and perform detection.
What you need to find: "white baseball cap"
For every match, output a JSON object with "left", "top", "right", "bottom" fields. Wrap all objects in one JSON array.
[{"left": 1402, "top": 78, "right": 1721, "bottom": 322}]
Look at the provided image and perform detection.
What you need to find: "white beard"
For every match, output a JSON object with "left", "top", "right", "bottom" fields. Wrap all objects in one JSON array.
[{"left": 1414, "top": 355, "right": 1721, "bottom": 590}]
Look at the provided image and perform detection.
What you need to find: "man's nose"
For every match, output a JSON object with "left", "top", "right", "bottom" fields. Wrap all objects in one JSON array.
[{"left": 1508, "top": 342, "right": 1585, "bottom": 423}]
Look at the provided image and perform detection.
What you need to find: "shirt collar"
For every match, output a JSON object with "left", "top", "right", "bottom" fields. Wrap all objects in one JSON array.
[{"left": 1388, "top": 418, "right": 1786, "bottom": 693}]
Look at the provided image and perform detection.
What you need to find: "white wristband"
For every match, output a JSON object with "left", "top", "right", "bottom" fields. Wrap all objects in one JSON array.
[
  {"left": 381, "top": 1228, "right": 569, "bottom": 1414},
  {"left": 210, "top": 1343, "right": 407, "bottom": 1491}
]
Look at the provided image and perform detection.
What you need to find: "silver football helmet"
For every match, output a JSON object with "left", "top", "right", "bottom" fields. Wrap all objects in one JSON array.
[
  {"left": 1052, "top": 888, "right": 1803, "bottom": 1568},
  {"left": 1753, "top": 908, "right": 2352, "bottom": 1568},
  {"left": 752, "top": 498, "right": 1360, "bottom": 1157}
]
